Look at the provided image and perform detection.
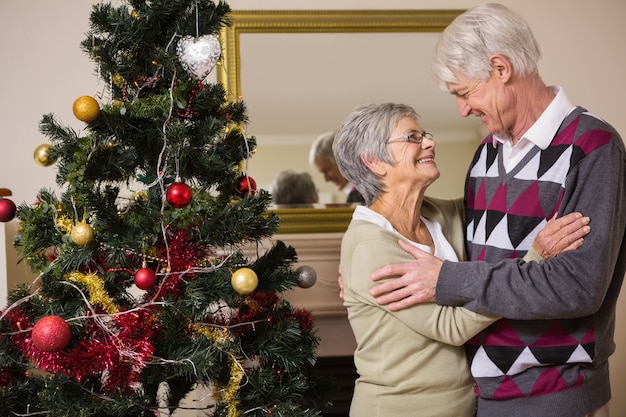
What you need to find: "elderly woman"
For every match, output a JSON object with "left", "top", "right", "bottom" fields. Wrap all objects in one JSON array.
[
  {"left": 332, "top": 103, "right": 588, "bottom": 417},
  {"left": 270, "top": 169, "right": 319, "bottom": 207}
]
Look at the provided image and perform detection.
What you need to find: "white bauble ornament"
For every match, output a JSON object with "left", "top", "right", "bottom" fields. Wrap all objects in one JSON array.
[{"left": 176, "top": 35, "right": 221, "bottom": 80}]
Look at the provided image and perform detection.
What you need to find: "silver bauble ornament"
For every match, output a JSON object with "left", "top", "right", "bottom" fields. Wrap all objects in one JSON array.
[{"left": 295, "top": 265, "right": 317, "bottom": 288}]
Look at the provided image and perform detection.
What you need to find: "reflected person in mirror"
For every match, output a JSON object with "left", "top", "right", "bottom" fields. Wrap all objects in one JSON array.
[
  {"left": 309, "top": 131, "right": 365, "bottom": 204},
  {"left": 269, "top": 169, "right": 319, "bottom": 208},
  {"left": 333, "top": 102, "right": 589, "bottom": 417},
  {"left": 369, "top": 4, "right": 625, "bottom": 417}
]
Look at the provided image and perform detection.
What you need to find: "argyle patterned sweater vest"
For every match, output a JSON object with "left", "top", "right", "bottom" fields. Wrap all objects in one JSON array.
[{"left": 464, "top": 107, "right": 601, "bottom": 401}]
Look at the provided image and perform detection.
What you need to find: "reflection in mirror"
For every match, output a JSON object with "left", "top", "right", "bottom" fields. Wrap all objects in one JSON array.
[
  {"left": 218, "top": 10, "right": 483, "bottom": 233},
  {"left": 269, "top": 169, "right": 319, "bottom": 208}
]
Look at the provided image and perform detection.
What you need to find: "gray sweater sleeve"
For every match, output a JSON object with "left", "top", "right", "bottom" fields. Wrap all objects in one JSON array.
[{"left": 436, "top": 132, "right": 626, "bottom": 319}]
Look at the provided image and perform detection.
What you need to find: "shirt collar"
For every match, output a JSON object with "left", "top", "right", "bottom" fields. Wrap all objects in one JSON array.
[
  {"left": 352, "top": 205, "right": 439, "bottom": 255},
  {"left": 492, "top": 86, "right": 576, "bottom": 149},
  {"left": 353, "top": 205, "right": 395, "bottom": 231}
]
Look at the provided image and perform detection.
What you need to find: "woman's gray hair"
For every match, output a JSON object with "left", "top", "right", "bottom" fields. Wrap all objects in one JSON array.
[
  {"left": 432, "top": 3, "right": 542, "bottom": 91},
  {"left": 333, "top": 103, "right": 420, "bottom": 206},
  {"left": 270, "top": 169, "right": 319, "bottom": 206}
]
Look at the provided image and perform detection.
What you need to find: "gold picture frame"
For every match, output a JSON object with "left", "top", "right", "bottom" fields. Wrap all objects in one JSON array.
[
  {"left": 218, "top": 9, "right": 463, "bottom": 98},
  {"left": 217, "top": 9, "right": 462, "bottom": 234}
]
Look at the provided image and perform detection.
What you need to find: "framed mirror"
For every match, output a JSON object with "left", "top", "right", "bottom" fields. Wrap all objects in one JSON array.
[{"left": 217, "top": 10, "right": 470, "bottom": 234}]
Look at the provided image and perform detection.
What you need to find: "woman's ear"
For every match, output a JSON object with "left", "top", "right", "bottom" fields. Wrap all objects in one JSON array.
[{"left": 361, "top": 155, "right": 386, "bottom": 176}]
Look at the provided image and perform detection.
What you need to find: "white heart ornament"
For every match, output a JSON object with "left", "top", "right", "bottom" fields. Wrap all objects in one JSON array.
[{"left": 176, "top": 35, "right": 221, "bottom": 81}]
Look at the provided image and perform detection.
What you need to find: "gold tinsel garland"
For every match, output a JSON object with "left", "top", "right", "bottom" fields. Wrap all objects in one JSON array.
[
  {"left": 213, "top": 355, "right": 244, "bottom": 417},
  {"left": 193, "top": 324, "right": 244, "bottom": 417},
  {"left": 55, "top": 214, "right": 75, "bottom": 233},
  {"left": 67, "top": 271, "right": 119, "bottom": 314}
]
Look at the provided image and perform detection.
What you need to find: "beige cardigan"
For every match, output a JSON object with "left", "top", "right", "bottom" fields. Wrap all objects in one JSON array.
[{"left": 341, "top": 196, "right": 541, "bottom": 417}]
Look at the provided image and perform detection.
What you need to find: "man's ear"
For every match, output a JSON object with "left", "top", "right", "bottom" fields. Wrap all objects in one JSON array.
[
  {"left": 490, "top": 54, "right": 512, "bottom": 83},
  {"left": 361, "top": 155, "right": 386, "bottom": 176}
]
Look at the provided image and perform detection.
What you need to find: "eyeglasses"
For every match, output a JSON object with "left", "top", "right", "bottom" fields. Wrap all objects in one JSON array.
[{"left": 387, "top": 130, "right": 434, "bottom": 145}]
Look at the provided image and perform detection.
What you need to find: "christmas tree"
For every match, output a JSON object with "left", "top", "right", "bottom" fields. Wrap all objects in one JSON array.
[{"left": 0, "top": 1, "right": 332, "bottom": 416}]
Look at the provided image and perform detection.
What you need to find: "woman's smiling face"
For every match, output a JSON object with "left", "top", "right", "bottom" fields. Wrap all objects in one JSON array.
[{"left": 383, "top": 117, "right": 439, "bottom": 190}]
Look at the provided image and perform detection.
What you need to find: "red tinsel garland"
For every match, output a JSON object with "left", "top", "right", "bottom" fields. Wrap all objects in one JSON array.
[
  {"left": 208, "top": 291, "right": 315, "bottom": 337},
  {"left": 150, "top": 228, "right": 213, "bottom": 300},
  {"left": 0, "top": 367, "right": 15, "bottom": 386},
  {"left": 292, "top": 308, "right": 314, "bottom": 334},
  {"left": 6, "top": 306, "right": 158, "bottom": 394}
]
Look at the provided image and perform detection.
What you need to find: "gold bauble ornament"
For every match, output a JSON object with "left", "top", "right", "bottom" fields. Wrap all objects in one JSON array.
[
  {"left": 231, "top": 267, "right": 258, "bottom": 295},
  {"left": 131, "top": 190, "right": 148, "bottom": 202},
  {"left": 72, "top": 95, "right": 100, "bottom": 123},
  {"left": 33, "top": 144, "right": 57, "bottom": 167},
  {"left": 111, "top": 73, "right": 124, "bottom": 87},
  {"left": 71, "top": 221, "right": 95, "bottom": 246}
]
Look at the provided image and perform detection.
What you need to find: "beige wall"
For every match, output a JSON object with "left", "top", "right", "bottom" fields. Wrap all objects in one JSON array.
[
  {"left": 2, "top": 0, "right": 625, "bottom": 205},
  {"left": 1, "top": 0, "right": 625, "bottom": 415}
]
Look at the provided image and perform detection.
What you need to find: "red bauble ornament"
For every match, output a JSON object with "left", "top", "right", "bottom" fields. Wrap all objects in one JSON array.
[
  {"left": 237, "top": 175, "right": 257, "bottom": 196},
  {"left": 166, "top": 182, "right": 193, "bottom": 208},
  {"left": 31, "top": 315, "right": 72, "bottom": 352},
  {"left": 0, "top": 198, "right": 17, "bottom": 222},
  {"left": 134, "top": 267, "right": 157, "bottom": 290}
]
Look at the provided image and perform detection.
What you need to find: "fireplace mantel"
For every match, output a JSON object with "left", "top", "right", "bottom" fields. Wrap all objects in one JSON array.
[{"left": 242, "top": 232, "right": 357, "bottom": 357}]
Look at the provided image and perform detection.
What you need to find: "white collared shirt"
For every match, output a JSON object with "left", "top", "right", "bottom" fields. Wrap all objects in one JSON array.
[
  {"left": 352, "top": 205, "right": 458, "bottom": 261},
  {"left": 493, "top": 86, "right": 576, "bottom": 172}
]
